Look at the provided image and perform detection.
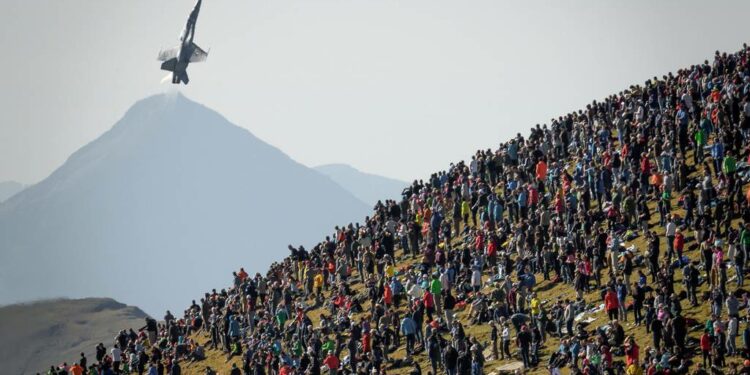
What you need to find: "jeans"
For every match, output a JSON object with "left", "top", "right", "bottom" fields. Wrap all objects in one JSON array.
[
  {"left": 502, "top": 340, "right": 511, "bottom": 359},
  {"left": 520, "top": 346, "right": 530, "bottom": 368},
  {"left": 703, "top": 349, "right": 712, "bottom": 367},
  {"left": 728, "top": 334, "right": 737, "bottom": 356},
  {"left": 405, "top": 334, "right": 415, "bottom": 354},
  {"left": 633, "top": 304, "right": 642, "bottom": 324}
]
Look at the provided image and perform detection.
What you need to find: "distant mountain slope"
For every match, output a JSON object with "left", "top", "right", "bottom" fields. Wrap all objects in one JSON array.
[
  {"left": 0, "top": 93, "right": 370, "bottom": 315},
  {"left": 315, "top": 163, "right": 407, "bottom": 206},
  {"left": 0, "top": 181, "right": 24, "bottom": 202},
  {"left": 0, "top": 298, "right": 147, "bottom": 375}
]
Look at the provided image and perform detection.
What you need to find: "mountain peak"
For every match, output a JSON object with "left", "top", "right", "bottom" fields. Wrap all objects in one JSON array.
[{"left": 0, "top": 96, "right": 369, "bottom": 315}]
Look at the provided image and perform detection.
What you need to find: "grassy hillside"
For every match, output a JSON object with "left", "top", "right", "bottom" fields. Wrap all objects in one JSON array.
[
  {"left": 0, "top": 298, "right": 147, "bottom": 375},
  {"left": 181, "top": 144, "right": 741, "bottom": 375}
]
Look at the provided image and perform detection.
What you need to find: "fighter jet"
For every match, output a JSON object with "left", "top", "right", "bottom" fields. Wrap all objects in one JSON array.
[{"left": 157, "top": 0, "right": 208, "bottom": 84}]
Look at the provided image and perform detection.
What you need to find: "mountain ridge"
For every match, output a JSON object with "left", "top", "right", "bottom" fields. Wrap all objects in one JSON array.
[
  {"left": 314, "top": 163, "right": 408, "bottom": 206},
  {"left": 0, "top": 181, "right": 25, "bottom": 202},
  {"left": 0, "top": 93, "right": 370, "bottom": 315},
  {"left": 0, "top": 298, "right": 148, "bottom": 375}
]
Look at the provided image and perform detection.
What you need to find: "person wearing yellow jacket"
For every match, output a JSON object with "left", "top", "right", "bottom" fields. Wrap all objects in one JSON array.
[
  {"left": 461, "top": 199, "right": 471, "bottom": 227},
  {"left": 313, "top": 271, "right": 324, "bottom": 297}
]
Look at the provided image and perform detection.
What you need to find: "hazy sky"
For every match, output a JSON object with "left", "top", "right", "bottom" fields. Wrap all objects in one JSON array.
[{"left": 1, "top": 0, "right": 748, "bottom": 184}]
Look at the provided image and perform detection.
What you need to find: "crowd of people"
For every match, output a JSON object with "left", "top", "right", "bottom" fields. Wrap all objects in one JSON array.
[{"left": 42, "top": 44, "right": 750, "bottom": 375}]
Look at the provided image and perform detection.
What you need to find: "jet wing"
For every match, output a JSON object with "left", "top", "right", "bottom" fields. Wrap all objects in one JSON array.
[
  {"left": 189, "top": 43, "right": 208, "bottom": 63},
  {"left": 157, "top": 47, "right": 179, "bottom": 61}
]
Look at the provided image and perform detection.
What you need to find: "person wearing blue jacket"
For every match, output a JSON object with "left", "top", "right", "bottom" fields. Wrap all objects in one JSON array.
[
  {"left": 400, "top": 315, "right": 418, "bottom": 356},
  {"left": 616, "top": 280, "right": 628, "bottom": 322},
  {"left": 710, "top": 140, "right": 724, "bottom": 178},
  {"left": 517, "top": 189, "right": 528, "bottom": 219},
  {"left": 228, "top": 315, "right": 241, "bottom": 340}
]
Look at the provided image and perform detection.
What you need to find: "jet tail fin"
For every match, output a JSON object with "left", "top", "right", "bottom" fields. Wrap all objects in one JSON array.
[{"left": 176, "top": 71, "right": 189, "bottom": 85}]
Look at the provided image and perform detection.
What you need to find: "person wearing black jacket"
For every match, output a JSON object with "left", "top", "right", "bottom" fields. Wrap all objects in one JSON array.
[
  {"left": 170, "top": 360, "right": 181, "bottom": 375},
  {"left": 443, "top": 290, "right": 456, "bottom": 326},
  {"left": 651, "top": 317, "right": 663, "bottom": 350},
  {"left": 517, "top": 325, "right": 532, "bottom": 368},
  {"left": 672, "top": 313, "right": 687, "bottom": 355},
  {"left": 443, "top": 344, "right": 458, "bottom": 375},
  {"left": 632, "top": 283, "right": 645, "bottom": 326},
  {"left": 95, "top": 343, "right": 106, "bottom": 363},
  {"left": 684, "top": 262, "right": 700, "bottom": 306},
  {"left": 457, "top": 349, "right": 471, "bottom": 375}
]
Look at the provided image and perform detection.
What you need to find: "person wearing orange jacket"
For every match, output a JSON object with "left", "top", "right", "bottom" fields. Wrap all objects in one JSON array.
[
  {"left": 68, "top": 363, "right": 84, "bottom": 375},
  {"left": 604, "top": 287, "right": 619, "bottom": 321},
  {"left": 535, "top": 159, "right": 547, "bottom": 181}
]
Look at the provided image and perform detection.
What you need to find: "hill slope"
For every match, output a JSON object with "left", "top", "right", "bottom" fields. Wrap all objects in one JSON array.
[
  {"left": 0, "top": 298, "right": 147, "bottom": 375},
  {"left": 315, "top": 163, "right": 407, "bottom": 206},
  {"left": 0, "top": 180, "right": 24, "bottom": 202},
  {"left": 0, "top": 93, "right": 370, "bottom": 315}
]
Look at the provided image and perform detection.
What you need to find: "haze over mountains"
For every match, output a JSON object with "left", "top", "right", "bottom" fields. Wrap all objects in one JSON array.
[
  {"left": 0, "top": 93, "right": 370, "bottom": 315},
  {"left": 0, "top": 298, "right": 147, "bottom": 375},
  {"left": 315, "top": 164, "right": 408, "bottom": 206}
]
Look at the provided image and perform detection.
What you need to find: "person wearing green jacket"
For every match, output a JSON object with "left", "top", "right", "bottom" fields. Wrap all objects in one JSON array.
[
  {"left": 430, "top": 273, "right": 443, "bottom": 314},
  {"left": 741, "top": 223, "right": 750, "bottom": 262},
  {"left": 723, "top": 150, "right": 738, "bottom": 193},
  {"left": 694, "top": 127, "right": 706, "bottom": 164},
  {"left": 723, "top": 152, "right": 737, "bottom": 175}
]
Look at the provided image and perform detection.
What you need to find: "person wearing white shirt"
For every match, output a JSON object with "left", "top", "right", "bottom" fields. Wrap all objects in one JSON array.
[
  {"left": 407, "top": 282, "right": 423, "bottom": 301},
  {"left": 471, "top": 267, "right": 482, "bottom": 292},
  {"left": 665, "top": 216, "right": 676, "bottom": 260},
  {"left": 111, "top": 345, "right": 122, "bottom": 373},
  {"left": 501, "top": 324, "right": 511, "bottom": 360}
]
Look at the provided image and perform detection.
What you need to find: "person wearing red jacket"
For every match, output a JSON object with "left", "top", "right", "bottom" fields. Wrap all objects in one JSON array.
[
  {"left": 383, "top": 284, "right": 393, "bottom": 306},
  {"left": 673, "top": 229, "right": 685, "bottom": 260},
  {"left": 624, "top": 336, "right": 639, "bottom": 366},
  {"left": 323, "top": 351, "right": 340, "bottom": 375},
  {"left": 640, "top": 153, "right": 651, "bottom": 173},
  {"left": 423, "top": 290, "right": 435, "bottom": 321},
  {"left": 604, "top": 287, "right": 619, "bottom": 321},
  {"left": 362, "top": 330, "right": 372, "bottom": 353},
  {"left": 700, "top": 330, "right": 713, "bottom": 368},
  {"left": 279, "top": 364, "right": 293, "bottom": 375}
]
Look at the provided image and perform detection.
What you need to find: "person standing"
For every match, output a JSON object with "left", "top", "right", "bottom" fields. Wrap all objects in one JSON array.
[
  {"left": 400, "top": 315, "right": 417, "bottom": 357},
  {"left": 516, "top": 325, "right": 532, "bottom": 369},
  {"left": 665, "top": 216, "right": 676, "bottom": 261},
  {"left": 501, "top": 322, "right": 511, "bottom": 360},
  {"left": 632, "top": 282, "right": 644, "bottom": 326},
  {"left": 604, "top": 287, "right": 619, "bottom": 322},
  {"left": 111, "top": 345, "right": 122, "bottom": 374},
  {"left": 443, "top": 343, "right": 458, "bottom": 375},
  {"left": 490, "top": 322, "right": 499, "bottom": 360},
  {"left": 322, "top": 351, "right": 340, "bottom": 375}
]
